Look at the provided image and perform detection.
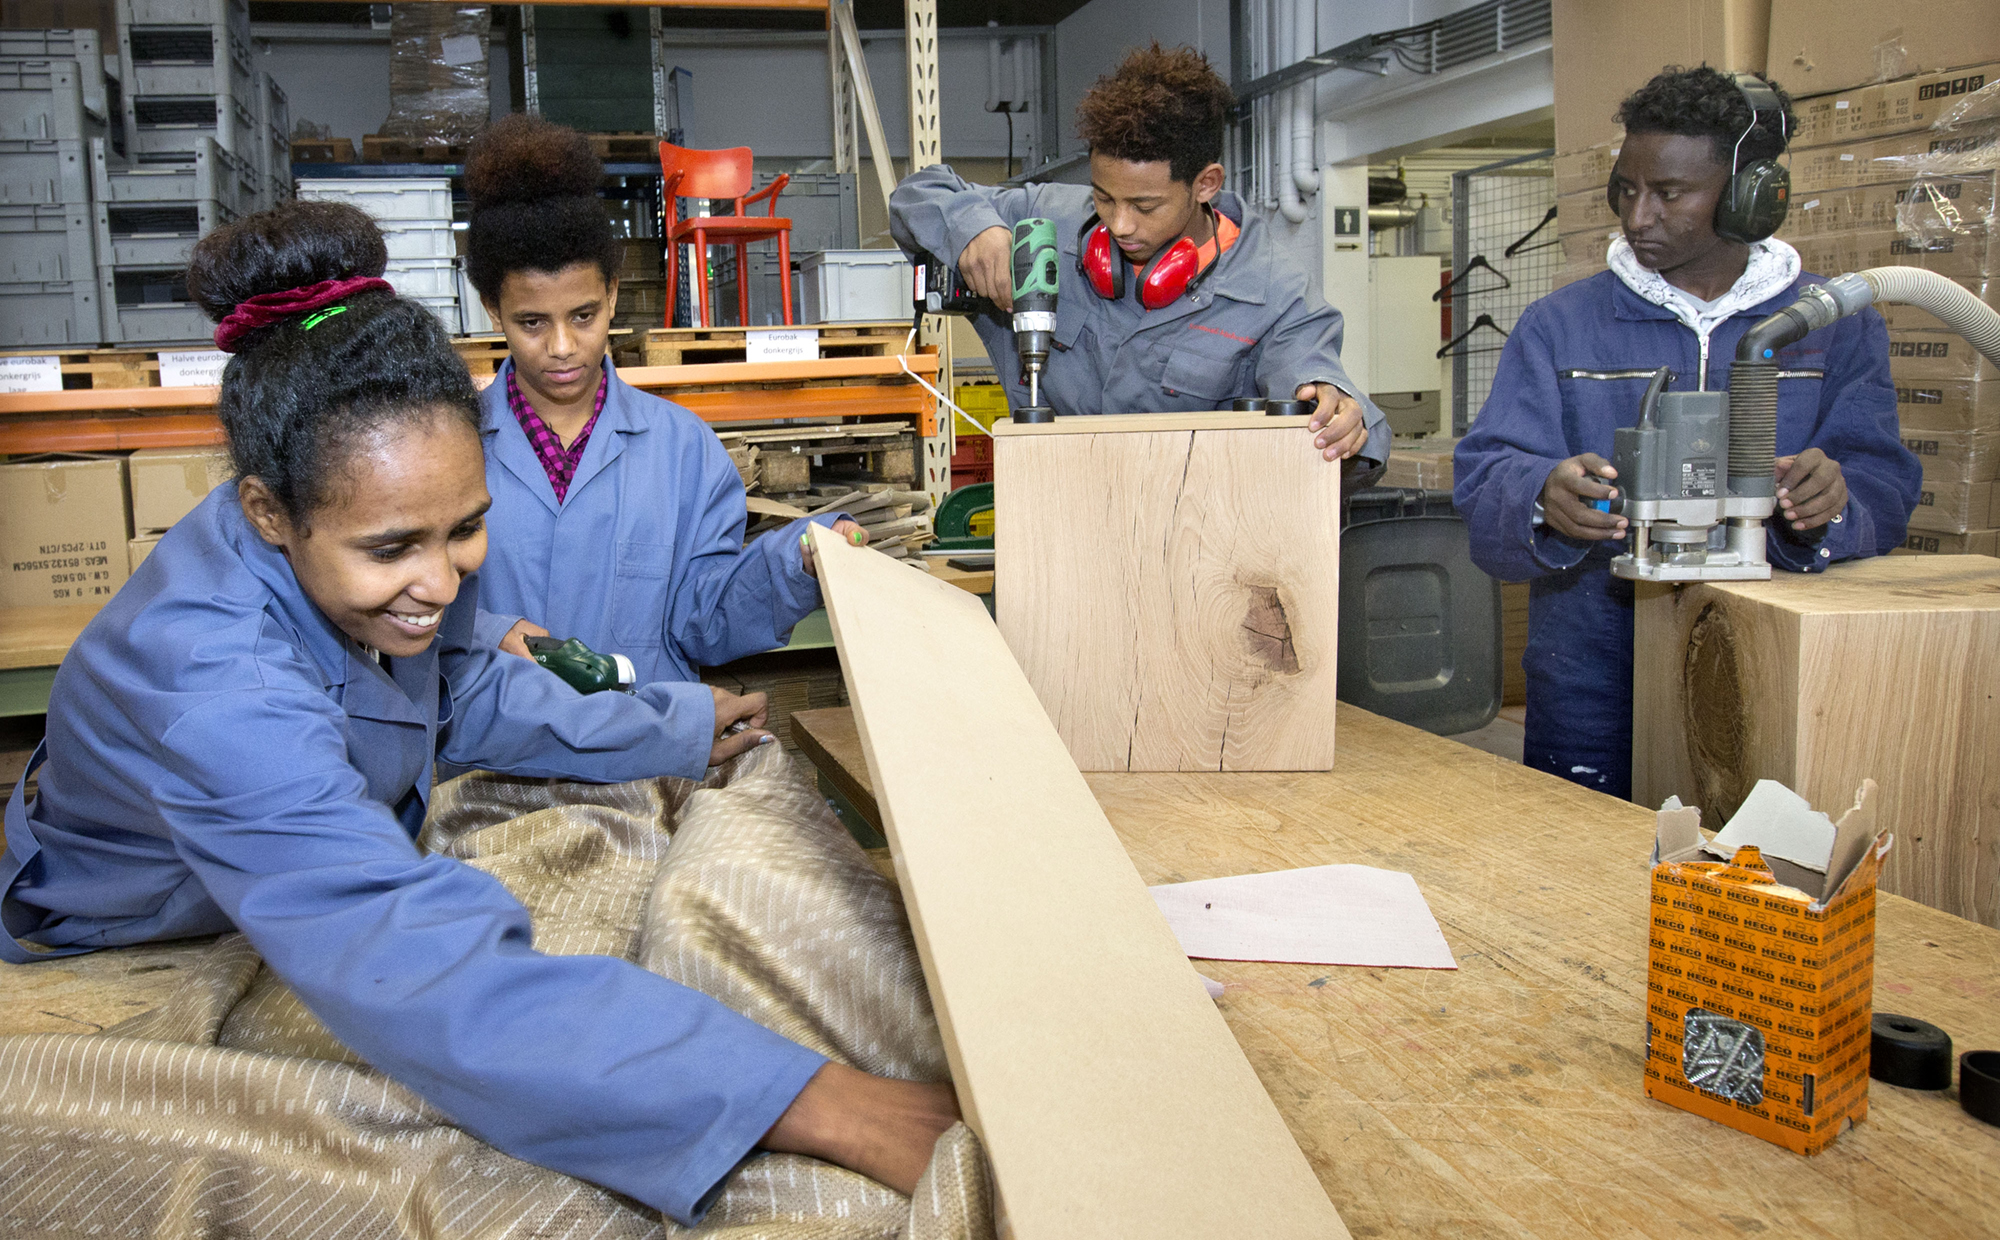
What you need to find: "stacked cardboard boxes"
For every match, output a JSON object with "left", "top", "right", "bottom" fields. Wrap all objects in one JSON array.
[{"left": 1775, "top": 56, "right": 2000, "bottom": 558}]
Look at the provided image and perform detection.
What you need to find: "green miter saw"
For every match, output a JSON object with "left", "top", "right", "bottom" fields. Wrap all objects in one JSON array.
[{"left": 524, "top": 635, "right": 637, "bottom": 695}]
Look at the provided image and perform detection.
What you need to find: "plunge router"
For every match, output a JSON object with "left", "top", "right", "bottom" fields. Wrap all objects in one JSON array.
[{"left": 912, "top": 217, "right": 1061, "bottom": 423}]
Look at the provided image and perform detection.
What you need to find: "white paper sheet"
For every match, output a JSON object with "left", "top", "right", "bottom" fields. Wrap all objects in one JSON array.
[{"left": 1150, "top": 865, "right": 1457, "bottom": 971}]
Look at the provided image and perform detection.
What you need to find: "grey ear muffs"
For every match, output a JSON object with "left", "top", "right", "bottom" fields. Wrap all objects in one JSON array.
[
  {"left": 1714, "top": 73, "right": 1791, "bottom": 244},
  {"left": 1604, "top": 72, "right": 1791, "bottom": 244}
]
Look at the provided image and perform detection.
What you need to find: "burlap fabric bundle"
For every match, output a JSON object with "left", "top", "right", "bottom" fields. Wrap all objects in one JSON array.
[{"left": 0, "top": 744, "right": 993, "bottom": 1239}]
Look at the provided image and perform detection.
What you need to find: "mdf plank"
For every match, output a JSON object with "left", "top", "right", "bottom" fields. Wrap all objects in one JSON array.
[
  {"left": 993, "top": 416, "right": 1341, "bottom": 771},
  {"left": 1634, "top": 554, "right": 2000, "bottom": 926},
  {"left": 808, "top": 526, "right": 1348, "bottom": 1240}
]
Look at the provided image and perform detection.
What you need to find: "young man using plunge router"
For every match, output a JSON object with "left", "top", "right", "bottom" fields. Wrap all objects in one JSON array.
[
  {"left": 890, "top": 42, "right": 1389, "bottom": 477},
  {"left": 1452, "top": 66, "right": 1920, "bottom": 801}
]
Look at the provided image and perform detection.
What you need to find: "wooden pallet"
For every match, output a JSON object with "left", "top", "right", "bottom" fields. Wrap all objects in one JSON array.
[
  {"left": 291, "top": 138, "right": 357, "bottom": 163},
  {"left": 588, "top": 133, "right": 660, "bottom": 162},
  {"left": 714, "top": 421, "right": 916, "bottom": 496},
  {"left": 0, "top": 339, "right": 536, "bottom": 387},
  {"left": 361, "top": 134, "right": 470, "bottom": 164},
  {"left": 642, "top": 320, "right": 911, "bottom": 367}
]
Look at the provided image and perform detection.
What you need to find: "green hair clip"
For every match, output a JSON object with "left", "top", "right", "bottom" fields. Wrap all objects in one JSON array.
[{"left": 300, "top": 305, "right": 349, "bottom": 331}]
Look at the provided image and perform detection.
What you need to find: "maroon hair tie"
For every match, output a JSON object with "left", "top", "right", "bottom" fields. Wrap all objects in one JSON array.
[{"left": 213, "top": 275, "right": 395, "bottom": 353}]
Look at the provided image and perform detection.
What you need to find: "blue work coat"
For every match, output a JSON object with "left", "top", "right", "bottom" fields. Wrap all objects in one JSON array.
[
  {"left": 889, "top": 165, "right": 1391, "bottom": 472},
  {"left": 473, "top": 359, "right": 837, "bottom": 684},
  {"left": 0, "top": 485, "right": 825, "bottom": 1225},
  {"left": 1452, "top": 270, "right": 1920, "bottom": 799}
]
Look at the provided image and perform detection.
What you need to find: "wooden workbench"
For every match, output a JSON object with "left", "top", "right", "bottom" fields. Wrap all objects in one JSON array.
[
  {"left": 7, "top": 703, "right": 1994, "bottom": 1233},
  {"left": 790, "top": 703, "right": 2000, "bottom": 1238}
]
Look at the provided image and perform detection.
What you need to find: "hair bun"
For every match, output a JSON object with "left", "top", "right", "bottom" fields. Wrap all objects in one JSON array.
[
  {"left": 465, "top": 114, "right": 602, "bottom": 210},
  {"left": 185, "top": 200, "right": 389, "bottom": 323}
]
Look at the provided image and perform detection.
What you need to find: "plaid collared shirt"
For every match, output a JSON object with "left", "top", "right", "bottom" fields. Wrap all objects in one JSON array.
[{"left": 505, "top": 366, "right": 609, "bottom": 504}]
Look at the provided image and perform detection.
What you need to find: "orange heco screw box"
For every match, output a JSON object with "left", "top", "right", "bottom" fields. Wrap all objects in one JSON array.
[{"left": 1643, "top": 778, "right": 1891, "bottom": 1155}]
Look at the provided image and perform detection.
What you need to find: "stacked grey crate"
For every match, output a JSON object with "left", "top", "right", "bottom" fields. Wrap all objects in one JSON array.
[
  {"left": 92, "top": 135, "right": 253, "bottom": 342},
  {"left": 101, "top": 0, "right": 284, "bottom": 343},
  {"left": 0, "top": 41, "right": 113, "bottom": 345},
  {"left": 296, "top": 177, "right": 460, "bottom": 333}
]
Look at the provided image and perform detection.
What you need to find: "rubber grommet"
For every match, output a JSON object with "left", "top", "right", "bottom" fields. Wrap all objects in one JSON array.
[
  {"left": 1231, "top": 397, "right": 1267, "bottom": 412},
  {"left": 1870, "top": 1013, "right": 1953, "bottom": 1090},
  {"left": 1264, "top": 399, "right": 1307, "bottom": 417},
  {"left": 1962, "top": 1051, "right": 2000, "bottom": 1127}
]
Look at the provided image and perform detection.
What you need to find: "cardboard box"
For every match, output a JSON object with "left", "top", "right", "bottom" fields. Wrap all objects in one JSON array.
[
  {"left": 1554, "top": 0, "right": 1770, "bottom": 154},
  {"left": 127, "top": 534, "right": 160, "bottom": 572},
  {"left": 1901, "top": 427, "right": 2000, "bottom": 483},
  {"left": 1881, "top": 277, "right": 1997, "bottom": 331},
  {"left": 128, "top": 446, "right": 230, "bottom": 534},
  {"left": 0, "top": 455, "right": 131, "bottom": 608},
  {"left": 1560, "top": 228, "right": 1619, "bottom": 271},
  {"left": 1770, "top": 0, "right": 1999, "bottom": 101},
  {"left": 1790, "top": 125, "right": 2000, "bottom": 194},
  {"left": 1643, "top": 780, "right": 1887, "bottom": 1155},
  {"left": 1556, "top": 187, "right": 1619, "bottom": 238},
  {"left": 1895, "top": 376, "right": 2000, "bottom": 433},
  {"left": 1908, "top": 479, "right": 2000, "bottom": 533},
  {"left": 1790, "top": 227, "right": 2000, "bottom": 282},
  {"left": 1381, "top": 438, "right": 1458, "bottom": 491},
  {"left": 1783, "top": 170, "right": 1999, "bottom": 238},
  {"left": 1887, "top": 329, "right": 1999, "bottom": 383},
  {"left": 1898, "top": 527, "right": 2000, "bottom": 555},
  {"left": 1555, "top": 141, "right": 1622, "bottom": 199}
]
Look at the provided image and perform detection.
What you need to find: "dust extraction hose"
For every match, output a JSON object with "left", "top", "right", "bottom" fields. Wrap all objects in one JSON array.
[{"left": 1731, "top": 267, "right": 2000, "bottom": 497}]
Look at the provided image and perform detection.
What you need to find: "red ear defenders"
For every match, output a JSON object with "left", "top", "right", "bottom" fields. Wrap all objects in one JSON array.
[{"left": 1076, "top": 214, "right": 1210, "bottom": 310}]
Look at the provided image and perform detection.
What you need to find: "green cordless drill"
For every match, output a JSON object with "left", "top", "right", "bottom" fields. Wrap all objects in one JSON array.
[
  {"left": 1008, "top": 218, "right": 1060, "bottom": 423},
  {"left": 911, "top": 217, "right": 1061, "bottom": 423},
  {"left": 524, "top": 635, "right": 637, "bottom": 695}
]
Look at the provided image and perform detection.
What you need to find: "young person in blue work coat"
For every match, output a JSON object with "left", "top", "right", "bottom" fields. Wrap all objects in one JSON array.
[
  {"left": 889, "top": 43, "right": 1390, "bottom": 479},
  {"left": 459, "top": 115, "right": 864, "bottom": 677},
  {"left": 1453, "top": 67, "right": 1921, "bottom": 800},
  {"left": 0, "top": 202, "right": 958, "bottom": 1222}
]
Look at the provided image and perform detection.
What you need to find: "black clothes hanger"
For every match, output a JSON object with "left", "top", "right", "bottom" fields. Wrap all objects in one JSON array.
[
  {"left": 1504, "top": 205, "right": 1561, "bottom": 257},
  {"left": 1433, "top": 255, "right": 1512, "bottom": 302},
  {"left": 1436, "top": 312, "right": 1509, "bottom": 358}
]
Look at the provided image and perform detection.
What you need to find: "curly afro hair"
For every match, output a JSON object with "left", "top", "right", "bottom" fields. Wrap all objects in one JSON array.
[
  {"left": 187, "top": 200, "right": 478, "bottom": 523},
  {"left": 464, "top": 114, "right": 622, "bottom": 304},
  {"left": 1075, "top": 43, "right": 1234, "bottom": 184},
  {"left": 1616, "top": 66, "right": 1795, "bottom": 168}
]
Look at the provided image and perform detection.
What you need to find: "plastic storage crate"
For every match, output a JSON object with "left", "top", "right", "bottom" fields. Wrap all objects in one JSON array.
[
  {"left": 379, "top": 220, "right": 455, "bottom": 259},
  {"left": 0, "top": 277, "right": 100, "bottom": 344},
  {"left": 1334, "top": 486, "right": 1501, "bottom": 736},
  {"left": 0, "top": 138, "right": 90, "bottom": 205},
  {"left": 99, "top": 264, "right": 208, "bottom": 343},
  {"left": 122, "top": 0, "right": 249, "bottom": 32},
  {"left": 94, "top": 197, "right": 235, "bottom": 266},
  {"left": 0, "top": 29, "right": 108, "bottom": 119},
  {"left": 798, "top": 249, "right": 911, "bottom": 324},
  {"left": 125, "top": 90, "right": 255, "bottom": 161},
  {"left": 411, "top": 294, "right": 460, "bottom": 334},
  {"left": 92, "top": 135, "right": 252, "bottom": 213},
  {"left": 123, "top": 28, "right": 252, "bottom": 99},
  {"left": 747, "top": 170, "right": 858, "bottom": 253},
  {"left": 295, "top": 178, "right": 451, "bottom": 223},
  {"left": 1, "top": 59, "right": 107, "bottom": 144},
  {"left": 383, "top": 258, "right": 457, "bottom": 299},
  {"left": 252, "top": 70, "right": 287, "bottom": 204},
  {"left": 1, "top": 201, "right": 96, "bottom": 283}
]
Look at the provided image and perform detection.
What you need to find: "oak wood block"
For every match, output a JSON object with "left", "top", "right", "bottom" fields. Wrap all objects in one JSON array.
[
  {"left": 1633, "top": 554, "right": 2000, "bottom": 926},
  {"left": 993, "top": 413, "right": 1339, "bottom": 771}
]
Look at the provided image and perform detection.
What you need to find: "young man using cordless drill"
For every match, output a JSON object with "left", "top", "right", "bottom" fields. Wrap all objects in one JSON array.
[
  {"left": 889, "top": 42, "right": 1388, "bottom": 477},
  {"left": 1453, "top": 66, "right": 1920, "bottom": 800}
]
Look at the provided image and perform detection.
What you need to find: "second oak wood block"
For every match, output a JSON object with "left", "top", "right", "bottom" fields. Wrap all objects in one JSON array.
[
  {"left": 994, "top": 413, "right": 1340, "bottom": 771},
  {"left": 1632, "top": 554, "right": 2000, "bottom": 927}
]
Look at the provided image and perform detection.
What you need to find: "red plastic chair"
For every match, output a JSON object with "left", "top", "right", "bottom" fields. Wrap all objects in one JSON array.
[{"left": 658, "top": 142, "right": 793, "bottom": 329}]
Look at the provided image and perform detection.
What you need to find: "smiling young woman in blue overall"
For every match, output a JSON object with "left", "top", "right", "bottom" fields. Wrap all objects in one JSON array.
[
  {"left": 0, "top": 201, "right": 954, "bottom": 1223},
  {"left": 459, "top": 116, "right": 862, "bottom": 685}
]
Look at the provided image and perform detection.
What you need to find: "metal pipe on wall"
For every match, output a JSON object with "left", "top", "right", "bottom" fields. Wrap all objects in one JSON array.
[
  {"left": 1289, "top": 0, "right": 1320, "bottom": 198},
  {"left": 1275, "top": 0, "right": 1309, "bottom": 223}
]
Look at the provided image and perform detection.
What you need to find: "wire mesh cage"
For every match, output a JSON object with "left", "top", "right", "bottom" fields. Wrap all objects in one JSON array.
[{"left": 1450, "top": 149, "right": 1556, "bottom": 433}]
